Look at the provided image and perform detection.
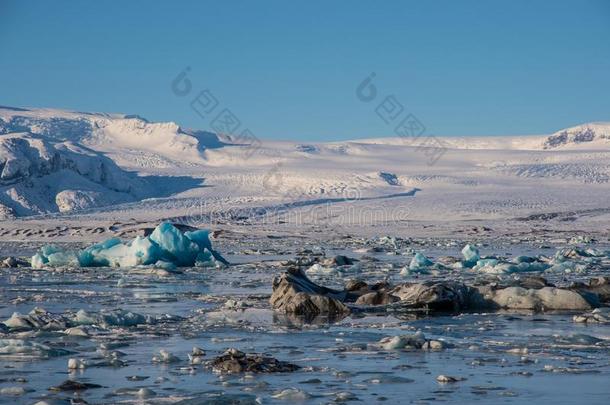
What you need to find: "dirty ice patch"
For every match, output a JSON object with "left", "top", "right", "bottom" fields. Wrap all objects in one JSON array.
[{"left": 31, "top": 222, "right": 228, "bottom": 269}]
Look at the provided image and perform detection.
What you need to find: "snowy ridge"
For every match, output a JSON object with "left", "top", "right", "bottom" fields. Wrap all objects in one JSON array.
[
  {"left": 0, "top": 105, "right": 609, "bottom": 222},
  {"left": 0, "top": 106, "right": 228, "bottom": 165},
  {"left": 0, "top": 132, "right": 151, "bottom": 218},
  {"left": 543, "top": 122, "right": 610, "bottom": 149}
]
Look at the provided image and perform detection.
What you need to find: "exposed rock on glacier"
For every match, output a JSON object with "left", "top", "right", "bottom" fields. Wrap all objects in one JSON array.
[
  {"left": 30, "top": 222, "right": 228, "bottom": 268},
  {"left": 543, "top": 122, "right": 610, "bottom": 149}
]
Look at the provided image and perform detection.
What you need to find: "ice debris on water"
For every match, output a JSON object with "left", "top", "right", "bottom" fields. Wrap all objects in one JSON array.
[
  {"left": 152, "top": 349, "right": 179, "bottom": 363},
  {"left": 408, "top": 252, "right": 434, "bottom": 272},
  {"left": 68, "top": 358, "right": 87, "bottom": 370},
  {"left": 188, "top": 347, "right": 206, "bottom": 364},
  {"left": 461, "top": 244, "right": 480, "bottom": 266},
  {"left": 0, "top": 339, "right": 72, "bottom": 359},
  {"left": 375, "top": 332, "right": 447, "bottom": 351},
  {"left": 573, "top": 308, "right": 610, "bottom": 324},
  {"left": 31, "top": 221, "right": 228, "bottom": 269}
]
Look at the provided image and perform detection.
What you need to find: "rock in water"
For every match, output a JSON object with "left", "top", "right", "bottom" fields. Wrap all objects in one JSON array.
[
  {"left": 209, "top": 348, "right": 300, "bottom": 373},
  {"left": 49, "top": 380, "right": 102, "bottom": 391},
  {"left": 269, "top": 270, "right": 603, "bottom": 319},
  {"left": 478, "top": 286, "right": 594, "bottom": 311},
  {"left": 270, "top": 267, "right": 349, "bottom": 318}
]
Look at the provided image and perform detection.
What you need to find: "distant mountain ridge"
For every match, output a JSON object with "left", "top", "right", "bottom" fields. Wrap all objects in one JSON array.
[
  {"left": 544, "top": 122, "right": 610, "bottom": 149},
  {"left": 0, "top": 105, "right": 608, "bottom": 219}
]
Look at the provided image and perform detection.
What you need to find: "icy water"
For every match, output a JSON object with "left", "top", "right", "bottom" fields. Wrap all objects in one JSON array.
[{"left": 1, "top": 237, "right": 610, "bottom": 404}]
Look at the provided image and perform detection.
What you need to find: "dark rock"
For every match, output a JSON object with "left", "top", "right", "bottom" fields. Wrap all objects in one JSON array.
[
  {"left": 345, "top": 279, "right": 368, "bottom": 292},
  {"left": 50, "top": 380, "right": 102, "bottom": 391},
  {"left": 570, "top": 277, "right": 610, "bottom": 303},
  {"left": 323, "top": 255, "right": 356, "bottom": 266},
  {"left": 270, "top": 267, "right": 349, "bottom": 317},
  {"left": 355, "top": 291, "right": 400, "bottom": 306},
  {"left": 209, "top": 348, "right": 300, "bottom": 373},
  {"left": 389, "top": 281, "right": 477, "bottom": 311},
  {"left": 270, "top": 268, "right": 601, "bottom": 319}
]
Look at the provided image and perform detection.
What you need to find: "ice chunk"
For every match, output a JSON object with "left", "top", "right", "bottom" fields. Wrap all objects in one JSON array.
[
  {"left": 153, "top": 260, "right": 177, "bottom": 271},
  {"left": 306, "top": 263, "right": 338, "bottom": 276},
  {"left": 461, "top": 244, "right": 480, "bottom": 266},
  {"left": 150, "top": 222, "right": 199, "bottom": 265},
  {"left": 473, "top": 258, "right": 550, "bottom": 274},
  {"left": 152, "top": 349, "right": 179, "bottom": 363},
  {"left": 186, "top": 229, "right": 229, "bottom": 265},
  {"left": 73, "top": 309, "right": 97, "bottom": 325},
  {"left": 0, "top": 339, "right": 71, "bottom": 359},
  {"left": 378, "top": 332, "right": 427, "bottom": 350},
  {"left": 30, "top": 222, "right": 228, "bottom": 268},
  {"left": 31, "top": 245, "right": 79, "bottom": 269},
  {"left": 409, "top": 253, "right": 434, "bottom": 272},
  {"left": 100, "top": 309, "right": 147, "bottom": 327}
]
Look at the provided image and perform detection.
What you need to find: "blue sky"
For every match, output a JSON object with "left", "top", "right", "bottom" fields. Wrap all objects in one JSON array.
[{"left": 1, "top": 1, "right": 609, "bottom": 141}]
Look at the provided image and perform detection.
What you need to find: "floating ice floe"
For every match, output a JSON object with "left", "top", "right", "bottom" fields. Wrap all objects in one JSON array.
[
  {"left": 31, "top": 222, "right": 228, "bottom": 269},
  {"left": 472, "top": 257, "right": 549, "bottom": 274},
  {"left": 375, "top": 332, "right": 447, "bottom": 351},
  {"left": 305, "top": 263, "right": 338, "bottom": 276},
  {"left": 573, "top": 308, "right": 610, "bottom": 324},
  {"left": 0, "top": 339, "right": 72, "bottom": 360}
]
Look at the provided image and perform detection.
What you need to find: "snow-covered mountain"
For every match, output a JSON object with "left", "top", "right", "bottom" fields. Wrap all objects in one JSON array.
[
  {"left": 0, "top": 106, "right": 227, "bottom": 218},
  {"left": 543, "top": 122, "right": 610, "bottom": 149},
  {"left": 0, "top": 106, "right": 228, "bottom": 165},
  {"left": 0, "top": 132, "right": 136, "bottom": 218},
  {"left": 0, "top": 105, "right": 609, "bottom": 222}
]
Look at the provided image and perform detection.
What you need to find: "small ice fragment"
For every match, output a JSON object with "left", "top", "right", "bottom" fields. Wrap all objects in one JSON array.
[
  {"left": 68, "top": 358, "right": 86, "bottom": 369},
  {"left": 152, "top": 349, "right": 179, "bottom": 363},
  {"left": 272, "top": 388, "right": 310, "bottom": 400},
  {"left": 436, "top": 375, "right": 460, "bottom": 383},
  {"left": 461, "top": 244, "right": 480, "bottom": 266},
  {"left": 409, "top": 253, "right": 433, "bottom": 272}
]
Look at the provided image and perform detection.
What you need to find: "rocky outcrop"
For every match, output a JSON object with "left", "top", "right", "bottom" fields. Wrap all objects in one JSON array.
[
  {"left": 270, "top": 267, "right": 350, "bottom": 318},
  {"left": 389, "top": 281, "right": 478, "bottom": 311},
  {"left": 476, "top": 286, "right": 594, "bottom": 311},
  {"left": 569, "top": 277, "right": 610, "bottom": 304},
  {"left": 270, "top": 269, "right": 603, "bottom": 319}
]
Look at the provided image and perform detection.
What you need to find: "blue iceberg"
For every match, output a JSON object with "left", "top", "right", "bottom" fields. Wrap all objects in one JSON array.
[
  {"left": 409, "top": 252, "right": 434, "bottom": 272},
  {"left": 461, "top": 244, "right": 480, "bottom": 267},
  {"left": 31, "top": 222, "right": 229, "bottom": 269}
]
